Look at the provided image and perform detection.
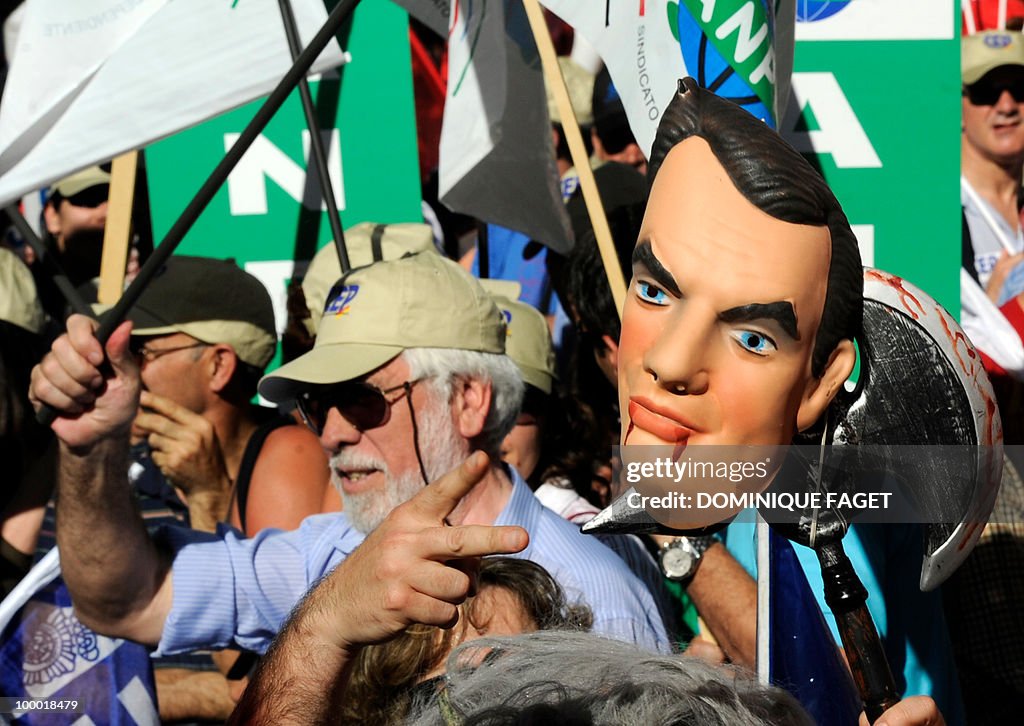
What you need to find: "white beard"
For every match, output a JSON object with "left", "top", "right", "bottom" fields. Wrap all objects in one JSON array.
[{"left": 330, "top": 396, "right": 468, "bottom": 534}]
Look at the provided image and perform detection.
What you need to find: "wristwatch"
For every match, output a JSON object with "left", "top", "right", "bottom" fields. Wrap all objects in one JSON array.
[{"left": 658, "top": 536, "right": 716, "bottom": 582}]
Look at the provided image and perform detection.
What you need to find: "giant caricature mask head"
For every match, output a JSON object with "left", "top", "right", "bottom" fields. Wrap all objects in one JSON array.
[{"left": 619, "top": 79, "right": 861, "bottom": 469}]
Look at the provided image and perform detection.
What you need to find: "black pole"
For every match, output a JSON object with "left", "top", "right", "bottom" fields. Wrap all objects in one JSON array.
[
  {"left": 37, "top": 0, "right": 361, "bottom": 425},
  {"left": 477, "top": 222, "right": 490, "bottom": 279},
  {"left": 4, "top": 204, "right": 95, "bottom": 319},
  {"left": 277, "top": 0, "right": 350, "bottom": 273}
]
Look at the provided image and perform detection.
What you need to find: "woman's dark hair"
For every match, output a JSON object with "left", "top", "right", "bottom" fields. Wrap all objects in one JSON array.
[{"left": 648, "top": 78, "right": 862, "bottom": 377}]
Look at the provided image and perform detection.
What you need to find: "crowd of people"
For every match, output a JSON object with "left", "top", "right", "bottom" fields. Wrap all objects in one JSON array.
[{"left": 0, "top": 8, "right": 1022, "bottom": 726}]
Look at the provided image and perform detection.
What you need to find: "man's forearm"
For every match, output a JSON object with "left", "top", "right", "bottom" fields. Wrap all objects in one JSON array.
[
  {"left": 56, "top": 435, "right": 171, "bottom": 644},
  {"left": 156, "top": 669, "right": 236, "bottom": 722},
  {"left": 686, "top": 543, "right": 757, "bottom": 668},
  {"left": 229, "top": 589, "right": 355, "bottom": 725}
]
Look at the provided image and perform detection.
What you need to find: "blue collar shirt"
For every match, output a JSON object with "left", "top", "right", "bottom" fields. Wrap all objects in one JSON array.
[{"left": 155, "top": 467, "right": 671, "bottom": 656}]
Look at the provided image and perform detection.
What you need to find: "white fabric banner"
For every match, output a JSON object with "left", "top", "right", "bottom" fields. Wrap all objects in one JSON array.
[
  {"left": 0, "top": 0, "right": 346, "bottom": 206},
  {"left": 961, "top": 267, "right": 1024, "bottom": 378}
]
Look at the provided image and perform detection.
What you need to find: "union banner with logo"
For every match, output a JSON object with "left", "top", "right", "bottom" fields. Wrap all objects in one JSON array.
[
  {"left": 0, "top": 550, "right": 158, "bottom": 725},
  {"left": 540, "top": 0, "right": 794, "bottom": 153}
]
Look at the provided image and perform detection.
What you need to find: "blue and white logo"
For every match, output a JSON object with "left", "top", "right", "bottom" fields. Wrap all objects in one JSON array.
[
  {"left": 671, "top": 1, "right": 775, "bottom": 127},
  {"left": 796, "top": 1, "right": 852, "bottom": 23},
  {"left": 985, "top": 34, "right": 1014, "bottom": 49},
  {"left": 326, "top": 284, "right": 360, "bottom": 316}
]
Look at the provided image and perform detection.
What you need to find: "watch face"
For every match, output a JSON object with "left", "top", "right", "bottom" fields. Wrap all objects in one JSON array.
[{"left": 661, "top": 543, "right": 697, "bottom": 580}]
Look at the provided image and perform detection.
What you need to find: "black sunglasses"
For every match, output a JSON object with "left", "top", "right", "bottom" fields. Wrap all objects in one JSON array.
[
  {"left": 965, "top": 78, "right": 1024, "bottom": 106},
  {"left": 297, "top": 379, "right": 420, "bottom": 435},
  {"left": 58, "top": 184, "right": 110, "bottom": 209}
]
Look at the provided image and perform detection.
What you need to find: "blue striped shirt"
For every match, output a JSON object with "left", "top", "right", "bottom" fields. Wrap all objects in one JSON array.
[{"left": 155, "top": 469, "right": 671, "bottom": 656}]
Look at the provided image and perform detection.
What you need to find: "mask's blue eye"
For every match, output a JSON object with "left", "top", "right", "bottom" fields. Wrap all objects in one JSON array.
[
  {"left": 732, "top": 330, "right": 777, "bottom": 356},
  {"left": 636, "top": 281, "right": 668, "bottom": 306}
]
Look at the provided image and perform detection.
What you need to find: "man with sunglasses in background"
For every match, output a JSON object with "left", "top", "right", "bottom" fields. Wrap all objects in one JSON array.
[
  {"left": 28, "top": 165, "right": 112, "bottom": 323},
  {"left": 42, "top": 165, "right": 110, "bottom": 274},
  {"left": 29, "top": 250, "right": 670, "bottom": 668},
  {"left": 960, "top": 31, "right": 1024, "bottom": 373}
]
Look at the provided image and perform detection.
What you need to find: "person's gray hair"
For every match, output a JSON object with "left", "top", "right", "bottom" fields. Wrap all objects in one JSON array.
[
  {"left": 407, "top": 631, "right": 812, "bottom": 726},
  {"left": 402, "top": 348, "right": 524, "bottom": 458}
]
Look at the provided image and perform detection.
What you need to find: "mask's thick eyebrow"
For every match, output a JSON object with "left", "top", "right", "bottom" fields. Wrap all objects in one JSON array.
[
  {"left": 720, "top": 302, "right": 800, "bottom": 341},
  {"left": 632, "top": 241, "right": 681, "bottom": 297}
]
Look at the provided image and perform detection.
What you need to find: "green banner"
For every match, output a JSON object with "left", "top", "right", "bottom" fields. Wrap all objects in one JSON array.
[{"left": 782, "top": 2, "right": 960, "bottom": 315}]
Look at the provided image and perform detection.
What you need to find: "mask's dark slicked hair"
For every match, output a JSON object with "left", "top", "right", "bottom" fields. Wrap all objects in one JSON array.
[{"left": 648, "top": 77, "right": 862, "bottom": 377}]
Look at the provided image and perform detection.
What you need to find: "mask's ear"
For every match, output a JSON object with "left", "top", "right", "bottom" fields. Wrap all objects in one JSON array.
[{"left": 796, "top": 339, "right": 856, "bottom": 432}]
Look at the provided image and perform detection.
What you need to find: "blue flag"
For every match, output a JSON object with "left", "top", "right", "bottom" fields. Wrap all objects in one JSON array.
[
  {"left": 769, "top": 529, "right": 862, "bottom": 725},
  {"left": 0, "top": 549, "right": 158, "bottom": 725}
]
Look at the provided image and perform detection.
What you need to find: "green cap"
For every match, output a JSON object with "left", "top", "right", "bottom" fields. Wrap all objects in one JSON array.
[
  {"left": 301, "top": 222, "right": 437, "bottom": 334},
  {"left": 260, "top": 252, "right": 507, "bottom": 402},
  {"left": 480, "top": 281, "right": 557, "bottom": 395},
  {"left": 0, "top": 248, "right": 44, "bottom": 334},
  {"left": 963, "top": 30, "right": 1024, "bottom": 85}
]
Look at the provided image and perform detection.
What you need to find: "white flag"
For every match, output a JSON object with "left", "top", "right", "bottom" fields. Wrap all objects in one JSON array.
[{"left": 0, "top": 0, "right": 347, "bottom": 206}]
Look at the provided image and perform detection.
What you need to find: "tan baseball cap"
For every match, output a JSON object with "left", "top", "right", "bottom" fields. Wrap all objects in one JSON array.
[
  {"left": 547, "top": 57, "right": 595, "bottom": 126},
  {"left": 480, "top": 282, "right": 557, "bottom": 395},
  {"left": 260, "top": 251, "right": 507, "bottom": 402},
  {"left": 963, "top": 30, "right": 1024, "bottom": 85},
  {"left": 0, "top": 248, "right": 44, "bottom": 334},
  {"left": 301, "top": 222, "right": 437, "bottom": 335},
  {"left": 50, "top": 165, "right": 111, "bottom": 199}
]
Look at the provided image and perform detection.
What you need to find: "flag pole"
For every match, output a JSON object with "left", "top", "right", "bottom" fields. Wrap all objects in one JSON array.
[
  {"left": 97, "top": 151, "right": 138, "bottom": 304},
  {"left": 756, "top": 515, "right": 770, "bottom": 686},
  {"left": 276, "top": 0, "right": 350, "bottom": 273},
  {"left": 521, "top": 0, "right": 628, "bottom": 320},
  {"left": 37, "top": 0, "right": 362, "bottom": 425}
]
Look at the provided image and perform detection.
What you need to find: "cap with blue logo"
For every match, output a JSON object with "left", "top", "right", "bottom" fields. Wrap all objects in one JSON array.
[
  {"left": 300, "top": 222, "right": 437, "bottom": 335},
  {"left": 963, "top": 30, "right": 1024, "bottom": 86},
  {"left": 259, "top": 251, "right": 507, "bottom": 402},
  {"left": 480, "top": 280, "right": 557, "bottom": 395}
]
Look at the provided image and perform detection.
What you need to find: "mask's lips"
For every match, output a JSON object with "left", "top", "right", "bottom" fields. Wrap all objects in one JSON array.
[
  {"left": 628, "top": 399, "right": 694, "bottom": 462},
  {"left": 628, "top": 399, "right": 694, "bottom": 441}
]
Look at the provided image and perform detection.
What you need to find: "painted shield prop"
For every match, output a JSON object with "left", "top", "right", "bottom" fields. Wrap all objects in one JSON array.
[{"left": 584, "top": 268, "right": 1004, "bottom": 590}]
